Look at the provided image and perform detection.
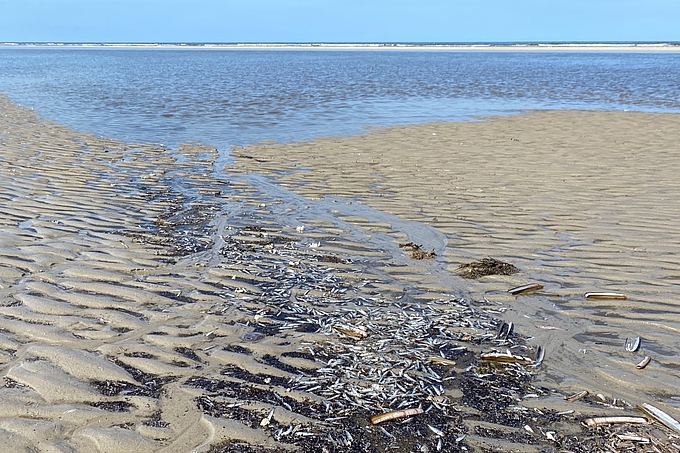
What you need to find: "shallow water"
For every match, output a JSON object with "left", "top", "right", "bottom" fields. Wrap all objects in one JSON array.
[{"left": 1, "top": 47, "right": 680, "bottom": 152}]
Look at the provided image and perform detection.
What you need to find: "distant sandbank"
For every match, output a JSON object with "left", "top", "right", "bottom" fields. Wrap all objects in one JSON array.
[{"left": 3, "top": 42, "right": 680, "bottom": 51}]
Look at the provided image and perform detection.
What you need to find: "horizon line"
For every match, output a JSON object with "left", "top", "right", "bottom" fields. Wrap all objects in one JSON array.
[
  {"left": 2, "top": 41, "right": 680, "bottom": 46},
  {"left": 3, "top": 42, "right": 680, "bottom": 53}
]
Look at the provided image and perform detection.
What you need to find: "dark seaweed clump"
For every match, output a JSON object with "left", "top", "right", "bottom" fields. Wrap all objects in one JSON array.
[
  {"left": 457, "top": 258, "right": 519, "bottom": 279},
  {"left": 398, "top": 242, "right": 436, "bottom": 260}
]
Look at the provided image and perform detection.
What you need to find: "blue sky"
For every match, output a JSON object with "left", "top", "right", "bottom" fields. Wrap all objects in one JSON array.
[{"left": 1, "top": 0, "right": 678, "bottom": 43}]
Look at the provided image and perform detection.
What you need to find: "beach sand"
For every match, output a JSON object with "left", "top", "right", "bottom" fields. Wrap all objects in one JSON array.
[
  {"left": 2, "top": 95, "right": 680, "bottom": 452},
  {"left": 232, "top": 110, "right": 680, "bottom": 391}
]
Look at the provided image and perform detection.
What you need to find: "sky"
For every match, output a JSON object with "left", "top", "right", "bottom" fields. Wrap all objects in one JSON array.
[{"left": 1, "top": 0, "right": 679, "bottom": 43}]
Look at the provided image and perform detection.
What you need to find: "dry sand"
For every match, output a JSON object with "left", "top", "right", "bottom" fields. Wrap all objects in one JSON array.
[{"left": 2, "top": 94, "right": 680, "bottom": 453}]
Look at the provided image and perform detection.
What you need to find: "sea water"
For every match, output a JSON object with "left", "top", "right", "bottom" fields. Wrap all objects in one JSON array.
[{"left": 1, "top": 47, "right": 679, "bottom": 152}]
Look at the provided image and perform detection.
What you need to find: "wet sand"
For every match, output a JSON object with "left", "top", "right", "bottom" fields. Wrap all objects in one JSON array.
[
  {"left": 2, "top": 95, "right": 680, "bottom": 452},
  {"left": 232, "top": 110, "right": 680, "bottom": 399}
]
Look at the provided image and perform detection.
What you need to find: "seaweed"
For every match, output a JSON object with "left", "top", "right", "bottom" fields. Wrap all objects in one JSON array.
[
  {"left": 456, "top": 258, "right": 519, "bottom": 279},
  {"left": 398, "top": 242, "right": 436, "bottom": 260}
]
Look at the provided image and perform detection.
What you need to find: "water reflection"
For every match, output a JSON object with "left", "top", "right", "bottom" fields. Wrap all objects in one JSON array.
[{"left": 1, "top": 48, "right": 679, "bottom": 151}]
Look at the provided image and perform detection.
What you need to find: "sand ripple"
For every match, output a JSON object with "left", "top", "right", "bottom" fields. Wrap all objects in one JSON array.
[
  {"left": 3, "top": 95, "right": 680, "bottom": 452},
  {"left": 233, "top": 111, "right": 680, "bottom": 413}
]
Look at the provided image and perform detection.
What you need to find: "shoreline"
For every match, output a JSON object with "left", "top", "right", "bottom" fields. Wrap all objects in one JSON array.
[{"left": 3, "top": 42, "right": 680, "bottom": 52}]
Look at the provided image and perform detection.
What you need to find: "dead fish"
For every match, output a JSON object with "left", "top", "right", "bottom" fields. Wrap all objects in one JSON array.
[
  {"left": 495, "top": 322, "right": 513, "bottom": 340},
  {"left": 532, "top": 346, "right": 545, "bottom": 367},
  {"left": 582, "top": 416, "right": 648, "bottom": 427},
  {"left": 260, "top": 407, "right": 275, "bottom": 427},
  {"left": 584, "top": 292, "right": 627, "bottom": 300},
  {"left": 427, "top": 424, "right": 445, "bottom": 437},
  {"left": 508, "top": 283, "right": 543, "bottom": 296},
  {"left": 370, "top": 408, "right": 423, "bottom": 425},
  {"left": 241, "top": 331, "right": 265, "bottom": 342},
  {"left": 379, "top": 427, "right": 395, "bottom": 439},
  {"left": 565, "top": 390, "right": 589, "bottom": 402},
  {"left": 625, "top": 336, "right": 641, "bottom": 352},
  {"left": 635, "top": 356, "right": 651, "bottom": 369},
  {"left": 480, "top": 350, "right": 534, "bottom": 365},
  {"left": 535, "top": 324, "right": 565, "bottom": 330}
]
